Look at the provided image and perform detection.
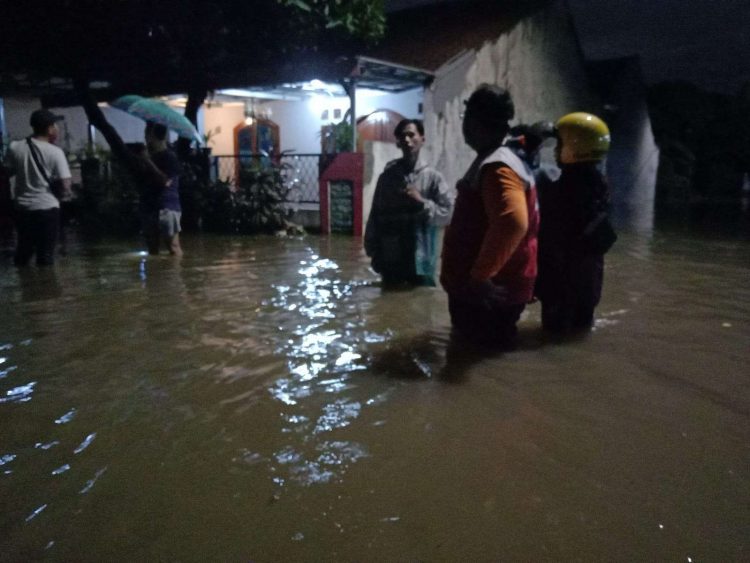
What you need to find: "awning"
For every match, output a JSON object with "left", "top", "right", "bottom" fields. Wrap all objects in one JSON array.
[
  {"left": 213, "top": 56, "right": 434, "bottom": 101},
  {"left": 349, "top": 56, "right": 433, "bottom": 92}
]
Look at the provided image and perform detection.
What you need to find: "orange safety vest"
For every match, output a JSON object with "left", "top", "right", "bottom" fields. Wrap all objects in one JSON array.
[{"left": 441, "top": 146, "right": 539, "bottom": 304}]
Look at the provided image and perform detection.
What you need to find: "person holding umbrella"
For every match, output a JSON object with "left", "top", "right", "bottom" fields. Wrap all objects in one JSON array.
[
  {"left": 141, "top": 121, "right": 183, "bottom": 256},
  {"left": 110, "top": 95, "right": 201, "bottom": 257}
]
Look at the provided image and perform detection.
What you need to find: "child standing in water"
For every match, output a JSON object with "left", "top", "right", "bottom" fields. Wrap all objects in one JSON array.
[{"left": 535, "top": 112, "right": 617, "bottom": 333}]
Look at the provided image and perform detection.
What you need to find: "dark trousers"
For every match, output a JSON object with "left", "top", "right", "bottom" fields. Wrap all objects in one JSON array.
[
  {"left": 541, "top": 301, "right": 595, "bottom": 333},
  {"left": 448, "top": 294, "right": 524, "bottom": 350},
  {"left": 14, "top": 207, "right": 60, "bottom": 266}
]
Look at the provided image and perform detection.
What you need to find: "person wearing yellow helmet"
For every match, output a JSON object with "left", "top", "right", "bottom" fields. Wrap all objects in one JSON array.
[
  {"left": 535, "top": 112, "right": 617, "bottom": 333},
  {"left": 555, "top": 112, "right": 611, "bottom": 164}
]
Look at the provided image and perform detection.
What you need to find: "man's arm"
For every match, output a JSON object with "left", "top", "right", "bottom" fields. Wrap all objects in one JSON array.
[
  {"left": 469, "top": 164, "right": 528, "bottom": 282},
  {"left": 135, "top": 149, "right": 169, "bottom": 188},
  {"left": 420, "top": 171, "right": 455, "bottom": 227},
  {"left": 51, "top": 148, "right": 73, "bottom": 199}
]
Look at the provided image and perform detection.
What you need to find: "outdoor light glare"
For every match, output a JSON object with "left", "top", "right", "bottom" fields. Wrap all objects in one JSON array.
[
  {"left": 308, "top": 94, "right": 330, "bottom": 117},
  {"left": 309, "top": 79, "right": 326, "bottom": 90}
]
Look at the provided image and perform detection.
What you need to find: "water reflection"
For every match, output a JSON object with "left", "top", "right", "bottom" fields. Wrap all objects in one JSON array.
[
  {"left": 0, "top": 232, "right": 748, "bottom": 559},
  {"left": 17, "top": 268, "right": 63, "bottom": 302},
  {"left": 261, "top": 250, "right": 376, "bottom": 487}
]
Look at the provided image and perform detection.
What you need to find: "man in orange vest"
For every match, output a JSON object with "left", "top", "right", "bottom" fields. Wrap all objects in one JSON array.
[{"left": 440, "top": 84, "right": 539, "bottom": 349}]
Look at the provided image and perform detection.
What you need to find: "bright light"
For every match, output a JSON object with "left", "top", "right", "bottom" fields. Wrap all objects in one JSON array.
[
  {"left": 308, "top": 94, "right": 330, "bottom": 116},
  {"left": 370, "top": 111, "right": 387, "bottom": 123},
  {"left": 245, "top": 116, "right": 254, "bottom": 125},
  {"left": 356, "top": 88, "right": 388, "bottom": 99}
]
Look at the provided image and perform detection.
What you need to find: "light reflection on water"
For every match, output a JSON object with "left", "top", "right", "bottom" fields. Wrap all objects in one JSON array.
[{"left": 0, "top": 230, "right": 748, "bottom": 560}]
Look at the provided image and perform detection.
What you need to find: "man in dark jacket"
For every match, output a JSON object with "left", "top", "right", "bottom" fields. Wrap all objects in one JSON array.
[{"left": 535, "top": 112, "right": 616, "bottom": 333}]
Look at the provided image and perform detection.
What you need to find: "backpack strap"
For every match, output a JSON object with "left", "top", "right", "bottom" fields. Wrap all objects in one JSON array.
[{"left": 26, "top": 137, "right": 53, "bottom": 186}]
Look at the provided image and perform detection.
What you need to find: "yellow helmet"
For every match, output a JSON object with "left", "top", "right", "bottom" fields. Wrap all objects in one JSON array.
[{"left": 555, "top": 112, "right": 610, "bottom": 164}]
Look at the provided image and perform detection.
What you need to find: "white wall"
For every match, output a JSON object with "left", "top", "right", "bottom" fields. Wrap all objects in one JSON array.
[
  {"left": 2, "top": 86, "right": 423, "bottom": 159},
  {"left": 602, "top": 60, "right": 659, "bottom": 234},
  {"left": 424, "top": 0, "right": 599, "bottom": 187},
  {"left": 2, "top": 97, "right": 177, "bottom": 155},
  {"left": 267, "top": 98, "right": 331, "bottom": 154},
  {"left": 357, "top": 87, "right": 423, "bottom": 121},
  {"left": 202, "top": 103, "right": 244, "bottom": 156},
  {"left": 54, "top": 106, "right": 151, "bottom": 153},
  {"left": 3, "top": 97, "right": 39, "bottom": 143},
  {"left": 261, "top": 87, "right": 424, "bottom": 155}
]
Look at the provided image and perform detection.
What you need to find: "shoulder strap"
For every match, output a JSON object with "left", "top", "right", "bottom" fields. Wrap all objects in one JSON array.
[{"left": 26, "top": 137, "right": 52, "bottom": 187}]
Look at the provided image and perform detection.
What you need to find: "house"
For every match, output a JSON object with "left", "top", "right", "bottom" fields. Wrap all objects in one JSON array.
[{"left": 0, "top": 0, "right": 658, "bottom": 234}]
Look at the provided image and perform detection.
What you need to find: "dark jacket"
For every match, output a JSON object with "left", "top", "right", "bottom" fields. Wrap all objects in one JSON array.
[{"left": 535, "top": 163, "right": 615, "bottom": 314}]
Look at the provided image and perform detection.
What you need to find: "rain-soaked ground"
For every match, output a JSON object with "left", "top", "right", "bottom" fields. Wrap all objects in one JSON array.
[{"left": 0, "top": 223, "right": 749, "bottom": 561}]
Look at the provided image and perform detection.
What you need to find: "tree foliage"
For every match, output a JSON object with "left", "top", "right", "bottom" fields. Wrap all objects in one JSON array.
[
  {"left": 0, "top": 0, "right": 384, "bottom": 180},
  {"left": 0, "top": 0, "right": 384, "bottom": 95}
]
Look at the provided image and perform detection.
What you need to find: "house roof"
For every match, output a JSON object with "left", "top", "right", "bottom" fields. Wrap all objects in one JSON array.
[
  {"left": 368, "top": 0, "right": 550, "bottom": 71},
  {"left": 232, "top": 0, "right": 551, "bottom": 97},
  {"left": 6, "top": 0, "right": 550, "bottom": 106}
]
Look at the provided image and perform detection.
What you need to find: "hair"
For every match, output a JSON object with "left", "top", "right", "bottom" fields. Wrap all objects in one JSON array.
[
  {"left": 394, "top": 118, "right": 424, "bottom": 138},
  {"left": 32, "top": 123, "right": 50, "bottom": 136},
  {"left": 509, "top": 122, "right": 552, "bottom": 154},
  {"left": 465, "top": 84, "right": 515, "bottom": 131},
  {"left": 145, "top": 121, "right": 168, "bottom": 142}
]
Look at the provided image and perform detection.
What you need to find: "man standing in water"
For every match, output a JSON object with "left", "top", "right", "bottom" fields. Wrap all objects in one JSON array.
[
  {"left": 440, "top": 84, "right": 539, "bottom": 348},
  {"left": 535, "top": 112, "right": 616, "bottom": 333},
  {"left": 3, "top": 109, "right": 72, "bottom": 266},
  {"left": 365, "top": 119, "right": 454, "bottom": 286},
  {"left": 142, "top": 122, "right": 183, "bottom": 256}
]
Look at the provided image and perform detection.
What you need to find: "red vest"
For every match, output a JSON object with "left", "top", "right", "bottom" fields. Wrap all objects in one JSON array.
[{"left": 441, "top": 147, "right": 539, "bottom": 304}]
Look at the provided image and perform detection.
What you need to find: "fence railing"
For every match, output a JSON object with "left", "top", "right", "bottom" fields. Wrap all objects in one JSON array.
[{"left": 211, "top": 154, "right": 325, "bottom": 204}]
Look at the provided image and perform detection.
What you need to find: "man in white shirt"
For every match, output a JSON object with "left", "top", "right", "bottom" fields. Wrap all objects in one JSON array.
[{"left": 3, "top": 109, "right": 71, "bottom": 265}]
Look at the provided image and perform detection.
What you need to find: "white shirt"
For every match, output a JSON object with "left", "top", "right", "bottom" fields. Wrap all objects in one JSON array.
[{"left": 4, "top": 138, "right": 71, "bottom": 210}]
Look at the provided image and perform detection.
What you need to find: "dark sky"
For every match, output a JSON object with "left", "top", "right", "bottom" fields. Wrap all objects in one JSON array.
[{"left": 387, "top": 0, "right": 750, "bottom": 94}]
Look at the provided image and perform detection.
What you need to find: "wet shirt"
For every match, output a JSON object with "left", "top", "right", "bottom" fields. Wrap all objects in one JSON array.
[
  {"left": 144, "top": 149, "right": 181, "bottom": 212},
  {"left": 4, "top": 138, "right": 71, "bottom": 211},
  {"left": 364, "top": 157, "right": 454, "bottom": 279}
]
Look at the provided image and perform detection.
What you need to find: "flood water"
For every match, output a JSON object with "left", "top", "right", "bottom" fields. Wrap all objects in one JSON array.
[{"left": 1, "top": 227, "right": 748, "bottom": 561}]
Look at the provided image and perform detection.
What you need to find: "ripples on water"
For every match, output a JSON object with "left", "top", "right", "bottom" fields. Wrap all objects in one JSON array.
[{"left": 0, "top": 230, "right": 748, "bottom": 560}]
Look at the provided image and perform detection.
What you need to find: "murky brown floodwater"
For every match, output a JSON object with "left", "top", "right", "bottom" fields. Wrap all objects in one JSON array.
[{"left": 1, "top": 228, "right": 748, "bottom": 561}]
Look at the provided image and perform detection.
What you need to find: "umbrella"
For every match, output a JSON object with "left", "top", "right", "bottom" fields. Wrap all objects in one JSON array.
[{"left": 110, "top": 95, "right": 202, "bottom": 143}]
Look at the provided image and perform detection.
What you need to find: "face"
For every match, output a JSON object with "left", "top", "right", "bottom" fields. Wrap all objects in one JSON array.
[
  {"left": 47, "top": 123, "right": 59, "bottom": 143},
  {"left": 396, "top": 123, "right": 424, "bottom": 158},
  {"left": 463, "top": 106, "right": 498, "bottom": 153}
]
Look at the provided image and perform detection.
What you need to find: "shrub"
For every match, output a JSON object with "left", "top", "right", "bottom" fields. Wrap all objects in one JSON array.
[{"left": 199, "top": 159, "right": 294, "bottom": 234}]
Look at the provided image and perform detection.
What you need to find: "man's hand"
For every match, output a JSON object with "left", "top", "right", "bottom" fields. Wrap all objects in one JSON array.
[
  {"left": 60, "top": 178, "right": 73, "bottom": 201},
  {"left": 462, "top": 278, "right": 510, "bottom": 309},
  {"left": 404, "top": 184, "right": 424, "bottom": 203}
]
